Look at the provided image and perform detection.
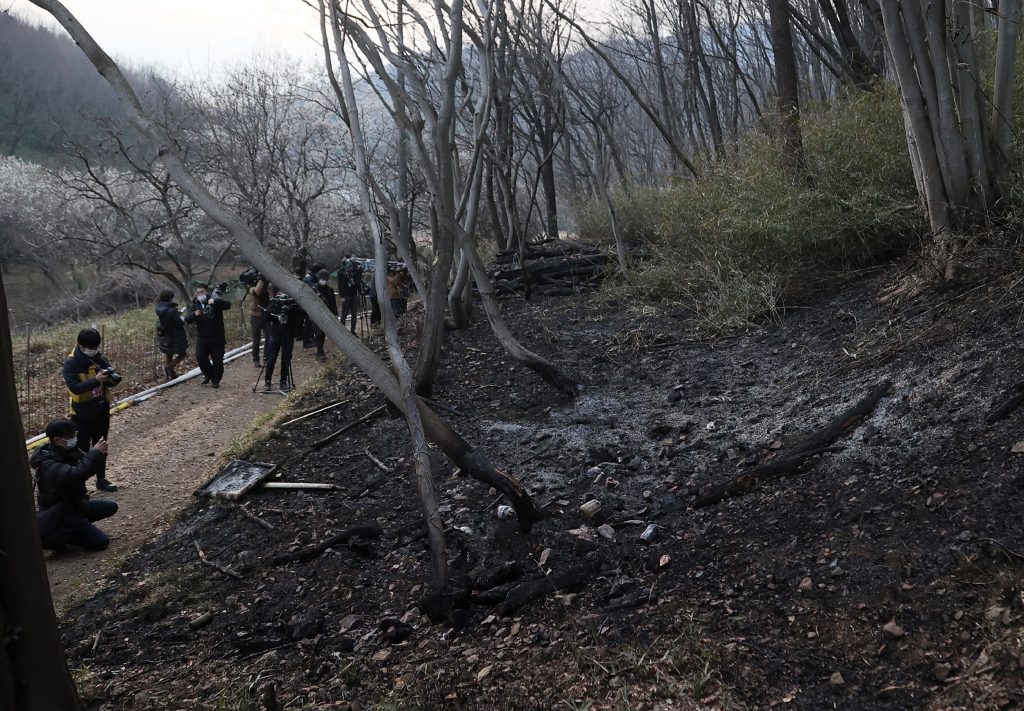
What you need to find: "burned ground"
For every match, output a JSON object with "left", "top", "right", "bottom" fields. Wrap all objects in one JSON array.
[{"left": 61, "top": 269, "right": 1024, "bottom": 710}]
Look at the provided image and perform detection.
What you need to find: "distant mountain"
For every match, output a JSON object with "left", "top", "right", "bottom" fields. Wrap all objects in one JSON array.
[{"left": 0, "top": 12, "right": 130, "bottom": 163}]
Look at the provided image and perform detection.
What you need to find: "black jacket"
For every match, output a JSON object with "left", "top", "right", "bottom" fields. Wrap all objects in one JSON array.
[
  {"left": 31, "top": 443, "right": 105, "bottom": 512},
  {"left": 184, "top": 296, "right": 231, "bottom": 344},
  {"left": 156, "top": 301, "right": 189, "bottom": 355},
  {"left": 62, "top": 346, "right": 117, "bottom": 419},
  {"left": 314, "top": 283, "right": 338, "bottom": 315},
  {"left": 337, "top": 265, "right": 361, "bottom": 297}
]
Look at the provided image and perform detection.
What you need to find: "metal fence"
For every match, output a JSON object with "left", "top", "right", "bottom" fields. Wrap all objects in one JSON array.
[{"left": 14, "top": 304, "right": 251, "bottom": 438}]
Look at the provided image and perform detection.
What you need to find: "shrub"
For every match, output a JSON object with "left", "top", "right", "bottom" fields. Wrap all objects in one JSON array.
[{"left": 581, "top": 85, "right": 925, "bottom": 330}]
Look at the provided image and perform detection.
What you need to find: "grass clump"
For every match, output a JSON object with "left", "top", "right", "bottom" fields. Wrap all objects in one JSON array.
[{"left": 582, "top": 86, "right": 923, "bottom": 330}]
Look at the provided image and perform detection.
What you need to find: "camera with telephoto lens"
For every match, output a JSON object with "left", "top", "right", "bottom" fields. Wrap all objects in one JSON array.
[
  {"left": 239, "top": 267, "right": 263, "bottom": 288},
  {"left": 99, "top": 366, "right": 123, "bottom": 386}
]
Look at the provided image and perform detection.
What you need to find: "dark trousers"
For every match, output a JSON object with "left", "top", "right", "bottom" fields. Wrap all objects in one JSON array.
[
  {"left": 369, "top": 296, "right": 381, "bottom": 324},
  {"left": 264, "top": 330, "right": 294, "bottom": 385},
  {"left": 196, "top": 339, "right": 226, "bottom": 384},
  {"left": 301, "top": 312, "right": 315, "bottom": 346},
  {"left": 314, "top": 325, "right": 327, "bottom": 355},
  {"left": 250, "top": 315, "right": 265, "bottom": 362},
  {"left": 72, "top": 411, "right": 110, "bottom": 484},
  {"left": 340, "top": 294, "right": 358, "bottom": 333},
  {"left": 40, "top": 499, "right": 118, "bottom": 551}
]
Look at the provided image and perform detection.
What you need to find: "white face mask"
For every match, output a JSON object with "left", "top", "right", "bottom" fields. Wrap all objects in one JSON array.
[
  {"left": 60, "top": 436, "right": 78, "bottom": 449},
  {"left": 197, "top": 293, "right": 208, "bottom": 303},
  {"left": 81, "top": 348, "right": 99, "bottom": 357},
  {"left": 318, "top": 279, "right": 328, "bottom": 286}
]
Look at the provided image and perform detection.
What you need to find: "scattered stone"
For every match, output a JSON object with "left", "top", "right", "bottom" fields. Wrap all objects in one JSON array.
[
  {"left": 496, "top": 505, "right": 514, "bottom": 520},
  {"left": 597, "top": 524, "right": 616, "bottom": 542},
  {"left": 290, "top": 609, "right": 324, "bottom": 640},
  {"left": 339, "top": 614, "right": 361, "bottom": 633},
  {"left": 579, "top": 500, "right": 602, "bottom": 519},
  {"left": 640, "top": 524, "right": 658, "bottom": 542},
  {"left": 799, "top": 577, "right": 813, "bottom": 592},
  {"left": 882, "top": 620, "right": 905, "bottom": 640},
  {"left": 188, "top": 611, "right": 214, "bottom": 630},
  {"left": 829, "top": 671, "right": 845, "bottom": 686},
  {"left": 666, "top": 390, "right": 682, "bottom": 403},
  {"left": 380, "top": 618, "right": 413, "bottom": 644},
  {"left": 1011, "top": 441, "right": 1024, "bottom": 454},
  {"left": 932, "top": 663, "right": 951, "bottom": 682}
]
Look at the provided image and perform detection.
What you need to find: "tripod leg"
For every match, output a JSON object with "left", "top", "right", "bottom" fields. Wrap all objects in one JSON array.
[{"left": 252, "top": 360, "right": 268, "bottom": 393}]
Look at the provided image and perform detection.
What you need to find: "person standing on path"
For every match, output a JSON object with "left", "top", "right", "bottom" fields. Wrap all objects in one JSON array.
[
  {"left": 62, "top": 327, "right": 120, "bottom": 492},
  {"left": 156, "top": 290, "right": 188, "bottom": 381},
  {"left": 184, "top": 283, "right": 231, "bottom": 388},
  {"left": 313, "top": 269, "right": 338, "bottom": 360},
  {"left": 337, "top": 256, "right": 361, "bottom": 335},
  {"left": 246, "top": 274, "right": 269, "bottom": 367}
]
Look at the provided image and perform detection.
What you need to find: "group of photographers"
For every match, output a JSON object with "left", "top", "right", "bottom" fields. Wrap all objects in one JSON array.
[{"left": 31, "top": 256, "right": 408, "bottom": 555}]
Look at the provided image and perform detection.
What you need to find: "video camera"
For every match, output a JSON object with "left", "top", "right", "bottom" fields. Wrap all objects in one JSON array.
[
  {"left": 239, "top": 267, "right": 263, "bottom": 288},
  {"left": 265, "top": 292, "right": 298, "bottom": 320}
]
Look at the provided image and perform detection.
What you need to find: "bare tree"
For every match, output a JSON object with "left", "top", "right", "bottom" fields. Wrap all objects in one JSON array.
[{"left": 0, "top": 271, "right": 84, "bottom": 711}]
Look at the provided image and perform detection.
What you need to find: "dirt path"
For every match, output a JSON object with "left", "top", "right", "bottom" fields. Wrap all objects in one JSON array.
[{"left": 45, "top": 344, "right": 330, "bottom": 609}]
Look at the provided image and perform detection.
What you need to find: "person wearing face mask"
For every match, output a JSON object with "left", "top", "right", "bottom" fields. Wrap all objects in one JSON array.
[
  {"left": 31, "top": 418, "right": 117, "bottom": 552},
  {"left": 312, "top": 269, "right": 338, "bottom": 360},
  {"left": 62, "top": 328, "right": 120, "bottom": 492},
  {"left": 184, "top": 283, "right": 231, "bottom": 388}
]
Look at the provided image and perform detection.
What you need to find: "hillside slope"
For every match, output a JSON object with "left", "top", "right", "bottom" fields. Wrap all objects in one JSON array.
[{"left": 56, "top": 267, "right": 1024, "bottom": 710}]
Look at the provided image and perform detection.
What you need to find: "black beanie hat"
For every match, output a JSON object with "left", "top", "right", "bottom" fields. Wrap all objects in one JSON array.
[
  {"left": 77, "top": 328, "right": 101, "bottom": 348},
  {"left": 45, "top": 418, "right": 76, "bottom": 440}
]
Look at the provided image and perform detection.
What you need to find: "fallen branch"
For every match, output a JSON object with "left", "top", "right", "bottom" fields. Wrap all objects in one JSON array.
[
  {"left": 693, "top": 381, "right": 891, "bottom": 508},
  {"left": 496, "top": 558, "right": 602, "bottom": 616},
  {"left": 985, "top": 380, "right": 1024, "bottom": 423},
  {"left": 307, "top": 404, "right": 388, "bottom": 451},
  {"left": 364, "top": 448, "right": 391, "bottom": 473},
  {"left": 420, "top": 397, "right": 468, "bottom": 418},
  {"left": 272, "top": 522, "right": 383, "bottom": 566},
  {"left": 237, "top": 503, "right": 274, "bottom": 530},
  {"left": 194, "top": 541, "right": 243, "bottom": 580},
  {"left": 280, "top": 398, "right": 352, "bottom": 427}
]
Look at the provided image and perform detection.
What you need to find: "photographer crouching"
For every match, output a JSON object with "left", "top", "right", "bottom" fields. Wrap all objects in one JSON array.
[
  {"left": 261, "top": 286, "right": 299, "bottom": 392},
  {"left": 184, "top": 282, "right": 231, "bottom": 389},
  {"left": 62, "top": 327, "right": 121, "bottom": 492},
  {"left": 31, "top": 418, "right": 117, "bottom": 552}
]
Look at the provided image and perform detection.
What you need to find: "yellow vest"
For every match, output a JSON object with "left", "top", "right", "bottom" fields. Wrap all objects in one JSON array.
[{"left": 67, "top": 351, "right": 112, "bottom": 409}]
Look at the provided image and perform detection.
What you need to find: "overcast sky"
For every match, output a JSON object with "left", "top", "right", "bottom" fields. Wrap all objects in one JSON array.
[
  {"left": 10, "top": 0, "right": 327, "bottom": 74},
  {"left": 10, "top": 0, "right": 617, "bottom": 76}
]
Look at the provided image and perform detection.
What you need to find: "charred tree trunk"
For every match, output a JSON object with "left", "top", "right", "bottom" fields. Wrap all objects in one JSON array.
[
  {"left": 0, "top": 272, "right": 84, "bottom": 711},
  {"left": 768, "top": 0, "right": 806, "bottom": 171}
]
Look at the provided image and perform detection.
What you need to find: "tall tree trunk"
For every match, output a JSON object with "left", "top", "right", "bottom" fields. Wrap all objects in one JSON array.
[
  {"left": 0, "top": 272, "right": 85, "bottom": 711},
  {"left": 540, "top": 107, "right": 559, "bottom": 241},
  {"left": 767, "top": 0, "right": 806, "bottom": 170},
  {"left": 991, "top": 0, "right": 1020, "bottom": 189}
]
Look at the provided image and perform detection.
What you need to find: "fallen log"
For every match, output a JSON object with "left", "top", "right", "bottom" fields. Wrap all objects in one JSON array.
[
  {"left": 496, "top": 558, "right": 602, "bottom": 616},
  {"left": 271, "top": 522, "right": 383, "bottom": 566},
  {"left": 986, "top": 380, "right": 1024, "bottom": 423},
  {"left": 693, "top": 380, "right": 891, "bottom": 508}
]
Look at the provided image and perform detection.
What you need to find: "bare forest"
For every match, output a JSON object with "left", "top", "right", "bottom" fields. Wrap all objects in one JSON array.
[{"left": 3, "top": 1, "right": 1024, "bottom": 709}]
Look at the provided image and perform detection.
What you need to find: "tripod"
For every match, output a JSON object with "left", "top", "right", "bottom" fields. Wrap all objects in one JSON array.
[{"left": 251, "top": 328, "right": 295, "bottom": 395}]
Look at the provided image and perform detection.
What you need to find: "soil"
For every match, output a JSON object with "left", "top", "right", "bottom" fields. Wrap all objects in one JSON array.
[
  {"left": 56, "top": 270, "right": 1024, "bottom": 711},
  {"left": 45, "top": 345, "right": 326, "bottom": 610}
]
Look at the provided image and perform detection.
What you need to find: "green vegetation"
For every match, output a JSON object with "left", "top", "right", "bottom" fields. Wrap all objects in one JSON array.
[{"left": 582, "top": 87, "right": 923, "bottom": 330}]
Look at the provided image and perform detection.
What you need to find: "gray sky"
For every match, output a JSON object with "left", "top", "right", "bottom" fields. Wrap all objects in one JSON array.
[
  {"left": 11, "top": 0, "right": 326, "bottom": 74},
  {"left": 10, "top": 0, "right": 617, "bottom": 75}
]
